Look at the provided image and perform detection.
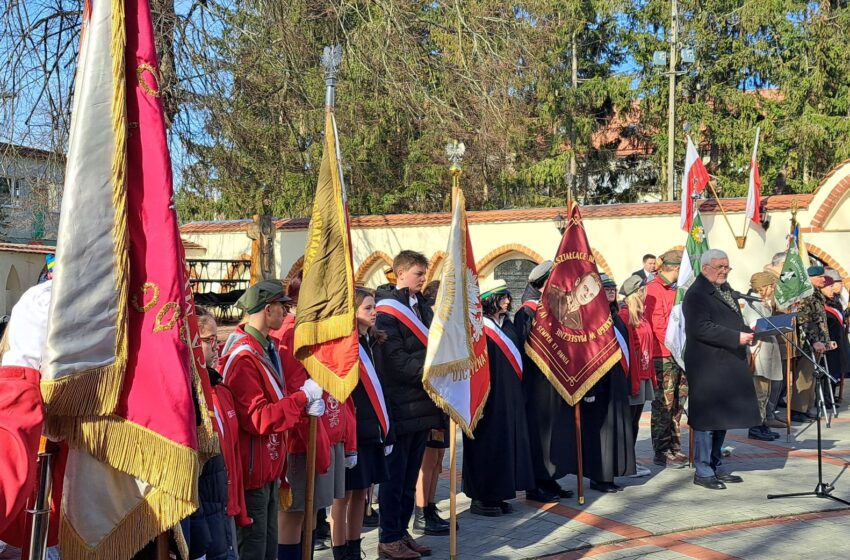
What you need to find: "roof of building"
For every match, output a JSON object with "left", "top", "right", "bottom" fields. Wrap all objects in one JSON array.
[
  {"left": 0, "top": 142, "right": 63, "bottom": 161},
  {"left": 180, "top": 193, "right": 812, "bottom": 234}
]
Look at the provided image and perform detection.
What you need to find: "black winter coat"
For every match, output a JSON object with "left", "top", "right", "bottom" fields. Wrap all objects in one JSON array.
[
  {"left": 825, "top": 300, "right": 850, "bottom": 379},
  {"left": 189, "top": 454, "right": 237, "bottom": 560},
  {"left": 353, "top": 333, "right": 395, "bottom": 446},
  {"left": 375, "top": 285, "right": 443, "bottom": 436},
  {"left": 683, "top": 275, "right": 761, "bottom": 431}
]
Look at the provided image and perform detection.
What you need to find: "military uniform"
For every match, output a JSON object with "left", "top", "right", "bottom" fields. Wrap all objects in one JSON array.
[{"left": 790, "top": 289, "right": 831, "bottom": 414}]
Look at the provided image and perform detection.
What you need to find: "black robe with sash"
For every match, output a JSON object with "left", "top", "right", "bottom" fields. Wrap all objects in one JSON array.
[
  {"left": 462, "top": 317, "right": 535, "bottom": 502},
  {"left": 516, "top": 299, "right": 575, "bottom": 483}
]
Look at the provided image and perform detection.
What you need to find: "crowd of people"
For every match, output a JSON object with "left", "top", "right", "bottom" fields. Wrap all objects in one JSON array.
[{"left": 1, "top": 246, "right": 848, "bottom": 560}]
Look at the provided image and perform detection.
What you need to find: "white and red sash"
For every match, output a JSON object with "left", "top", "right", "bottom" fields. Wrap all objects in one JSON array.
[
  {"left": 614, "top": 325, "right": 630, "bottom": 374},
  {"left": 825, "top": 306, "right": 844, "bottom": 325},
  {"left": 483, "top": 317, "right": 523, "bottom": 379},
  {"left": 376, "top": 299, "right": 429, "bottom": 345},
  {"left": 359, "top": 344, "right": 390, "bottom": 437},
  {"left": 521, "top": 300, "right": 538, "bottom": 313},
  {"left": 221, "top": 335, "right": 285, "bottom": 402}
]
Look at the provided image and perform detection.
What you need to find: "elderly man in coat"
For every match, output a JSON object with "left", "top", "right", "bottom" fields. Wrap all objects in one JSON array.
[{"left": 683, "top": 249, "right": 761, "bottom": 490}]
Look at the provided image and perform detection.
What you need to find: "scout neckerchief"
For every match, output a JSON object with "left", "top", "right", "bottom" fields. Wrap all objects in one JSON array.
[
  {"left": 358, "top": 340, "right": 390, "bottom": 437},
  {"left": 483, "top": 316, "right": 523, "bottom": 379},
  {"left": 376, "top": 298, "right": 429, "bottom": 345}
]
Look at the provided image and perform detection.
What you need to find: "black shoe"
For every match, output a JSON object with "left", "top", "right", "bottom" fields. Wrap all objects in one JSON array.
[
  {"left": 470, "top": 500, "right": 502, "bottom": 517},
  {"left": 424, "top": 503, "right": 451, "bottom": 532},
  {"left": 760, "top": 425, "right": 781, "bottom": 440},
  {"left": 363, "top": 507, "right": 379, "bottom": 528},
  {"left": 556, "top": 488, "right": 574, "bottom": 498},
  {"left": 346, "top": 538, "right": 363, "bottom": 560},
  {"left": 748, "top": 427, "right": 775, "bottom": 441},
  {"left": 589, "top": 480, "right": 619, "bottom": 493},
  {"left": 332, "top": 545, "right": 348, "bottom": 560},
  {"left": 693, "top": 475, "right": 726, "bottom": 490},
  {"left": 525, "top": 488, "right": 560, "bottom": 503},
  {"left": 715, "top": 472, "right": 743, "bottom": 483},
  {"left": 316, "top": 513, "right": 331, "bottom": 540},
  {"left": 413, "top": 506, "right": 449, "bottom": 536},
  {"left": 790, "top": 411, "right": 811, "bottom": 423},
  {"left": 539, "top": 480, "right": 574, "bottom": 499},
  {"left": 498, "top": 501, "right": 515, "bottom": 514}
]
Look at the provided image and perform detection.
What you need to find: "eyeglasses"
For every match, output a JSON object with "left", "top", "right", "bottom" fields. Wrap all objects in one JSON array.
[
  {"left": 706, "top": 264, "right": 733, "bottom": 272},
  {"left": 201, "top": 335, "right": 219, "bottom": 347}
]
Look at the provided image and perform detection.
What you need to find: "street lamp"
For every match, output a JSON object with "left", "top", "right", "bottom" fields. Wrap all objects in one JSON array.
[
  {"left": 652, "top": 0, "right": 695, "bottom": 201},
  {"left": 554, "top": 213, "right": 567, "bottom": 236}
]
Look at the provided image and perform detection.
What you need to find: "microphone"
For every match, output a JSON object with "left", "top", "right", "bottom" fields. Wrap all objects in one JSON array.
[{"left": 731, "top": 291, "right": 762, "bottom": 303}]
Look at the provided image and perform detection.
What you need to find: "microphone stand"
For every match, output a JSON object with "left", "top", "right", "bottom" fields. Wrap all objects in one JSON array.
[{"left": 744, "top": 299, "right": 850, "bottom": 507}]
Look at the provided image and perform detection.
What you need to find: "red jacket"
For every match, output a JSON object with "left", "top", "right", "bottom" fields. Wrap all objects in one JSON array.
[
  {"left": 644, "top": 274, "right": 677, "bottom": 358},
  {"left": 277, "top": 316, "right": 355, "bottom": 456},
  {"left": 211, "top": 382, "right": 251, "bottom": 527},
  {"left": 618, "top": 309, "right": 658, "bottom": 397},
  {"left": 0, "top": 366, "right": 42, "bottom": 535},
  {"left": 220, "top": 326, "right": 308, "bottom": 490}
]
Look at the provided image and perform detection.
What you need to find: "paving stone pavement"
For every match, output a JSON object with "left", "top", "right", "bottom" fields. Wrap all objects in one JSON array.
[{"left": 315, "top": 401, "right": 850, "bottom": 559}]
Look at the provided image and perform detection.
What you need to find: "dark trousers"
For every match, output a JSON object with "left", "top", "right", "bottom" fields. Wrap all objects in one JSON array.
[
  {"left": 693, "top": 430, "right": 726, "bottom": 478},
  {"left": 237, "top": 482, "right": 278, "bottom": 560},
  {"left": 630, "top": 404, "right": 644, "bottom": 447},
  {"left": 378, "top": 429, "right": 428, "bottom": 543}
]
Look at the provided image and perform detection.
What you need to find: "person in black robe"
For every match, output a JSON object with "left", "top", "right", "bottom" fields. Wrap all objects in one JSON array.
[
  {"left": 821, "top": 278, "right": 849, "bottom": 400},
  {"left": 516, "top": 261, "right": 574, "bottom": 503},
  {"left": 463, "top": 279, "right": 535, "bottom": 516}
]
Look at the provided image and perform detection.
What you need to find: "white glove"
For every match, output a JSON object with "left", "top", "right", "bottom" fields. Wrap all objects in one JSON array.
[
  {"left": 301, "top": 378, "right": 323, "bottom": 401},
  {"left": 384, "top": 445, "right": 394, "bottom": 456},
  {"left": 583, "top": 396, "right": 596, "bottom": 403},
  {"left": 344, "top": 454, "right": 358, "bottom": 469},
  {"left": 306, "top": 398, "right": 325, "bottom": 417}
]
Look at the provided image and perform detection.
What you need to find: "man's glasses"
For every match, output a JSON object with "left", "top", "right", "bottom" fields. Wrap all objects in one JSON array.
[{"left": 706, "top": 264, "right": 733, "bottom": 272}]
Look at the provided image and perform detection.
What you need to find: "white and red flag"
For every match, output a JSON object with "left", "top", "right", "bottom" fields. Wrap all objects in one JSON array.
[
  {"left": 422, "top": 188, "right": 490, "bottom": 437},
  {"left": 41, "top": 0, "right": 199, "bottom": 557},
  {"left": 745, "top": 128, "right": 762, "bottom": 226},
  {"left": 680, "top": 136, "right": 710, "bottom": 232}
]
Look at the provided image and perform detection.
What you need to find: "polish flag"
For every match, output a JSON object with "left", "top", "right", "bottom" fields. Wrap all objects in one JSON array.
[
  {"left": 745, "top": 128, "right": 762, "bottom": 226},
  {"left": 680, "top": 136, "right": 710, "bottom": 231}
]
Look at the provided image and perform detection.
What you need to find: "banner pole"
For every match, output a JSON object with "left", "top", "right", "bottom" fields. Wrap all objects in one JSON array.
[
  {"left": 302, "top": 416, "right": 318, "bottom": 560},
  {"left": 575, "top": 406, "right": 584, "bottom": 505},
  {"left": 786, "top": 334, "right": 793, "bottom": 442},
  {"left": 449, "top": 420, "right": 458, "bottom": 560},
  {"left": 27, "top": 438, "right": 57, "bottom": 560}
]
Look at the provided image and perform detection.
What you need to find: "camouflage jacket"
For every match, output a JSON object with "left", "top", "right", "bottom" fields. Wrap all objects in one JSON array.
[{"left": 797, "top": 290, "right": 830, "bottom": 345}]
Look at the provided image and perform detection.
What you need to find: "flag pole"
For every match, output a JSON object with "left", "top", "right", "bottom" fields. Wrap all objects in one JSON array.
[
  {"left": 449, "top": 420, "right": 458, "bottom": 560},
  {"left": 575, "top": 405, "right": 585, "bottom": 505},
  {"left": 786, "top": 333, "right": 793, "bottom": 442},
  {"left": 27, "top": 438, "right": 57, "bottom": 560},
  {"left": 705, "top": 179, "right": 741, "bottom": 247},
  {"left": 302, "top": 416, "right": 318, "bottom": 560},
  {"left": 742, "top": 127, "right": 760, "bottom": 240}
]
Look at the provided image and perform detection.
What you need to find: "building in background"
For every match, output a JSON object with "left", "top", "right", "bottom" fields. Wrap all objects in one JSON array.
[{"left": 0, "top": 142, "right": 65, "bottom": 244}]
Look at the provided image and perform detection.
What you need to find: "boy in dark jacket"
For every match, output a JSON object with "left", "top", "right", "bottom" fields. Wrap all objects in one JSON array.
[{"left": 375, "top": 251, "right": 442, "bottom": 559}]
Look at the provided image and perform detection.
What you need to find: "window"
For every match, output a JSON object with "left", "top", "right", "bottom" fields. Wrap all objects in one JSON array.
[{"left": 0, "top": 177, "right": 11, "bottom": 206}]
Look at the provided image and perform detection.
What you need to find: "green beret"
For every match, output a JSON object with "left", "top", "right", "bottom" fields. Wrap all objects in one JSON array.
[
  {"left": 807, "top": 265, "right": 825, "bottom": 277},
  {"left": 237, "top": 279, "right": 291, "bottom": 314}
]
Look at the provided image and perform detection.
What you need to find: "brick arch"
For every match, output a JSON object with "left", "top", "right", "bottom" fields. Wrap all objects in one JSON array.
[
  {"left": 282, "top": 256, "right": 304, "bottom": 291},
  {"left": 811, "top": 158, "right": 850, "bottom": 229},
  {"left": 426, "top": 251, "right": 447, "bottom": 284},
  {"left": 591, "top": 249, "right": 614, "bottom": 280},
  {"left": 355, "top": 251, "right": 393, "bottom": 286},
  {"left": 476, "top": 244, "right": 545, "bottom": 277},
  {"left": 805, "top": 243, "right": 850, "bottom": 288}
]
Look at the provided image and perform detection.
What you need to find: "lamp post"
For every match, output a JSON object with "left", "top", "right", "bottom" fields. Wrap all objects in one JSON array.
[
  {"left": 554, "top": 213, "right": 567, "bottom": 236},
  {"left": 652, "top": 0, "right": 694, "bottom": 201}
]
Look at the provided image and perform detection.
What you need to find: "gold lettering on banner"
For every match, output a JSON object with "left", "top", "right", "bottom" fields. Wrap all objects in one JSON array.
[
  {"left": 137, "top": 63, "right": 162, "bottom": 98},
  {"left": 154, "top": 302, "right": 181, "bottom": 332},
  {"left": 553, "top": 252, "right": 596, "bottom": 266},
  {"left": 131, "top": 282, "right": 160, "bottom": 313}
]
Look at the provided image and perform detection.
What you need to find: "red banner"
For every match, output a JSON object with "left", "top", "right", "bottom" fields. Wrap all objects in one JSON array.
[{"left": 524, "top": 201, "right": 622, "bottom": 405}]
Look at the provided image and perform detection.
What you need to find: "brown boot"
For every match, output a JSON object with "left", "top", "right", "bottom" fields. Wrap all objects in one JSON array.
[
  {"left": 402, "top": 533, "right": 432, "bottom": 557},
  {"left": 378, "top": 540, "right": 421, "bottom": 559}
]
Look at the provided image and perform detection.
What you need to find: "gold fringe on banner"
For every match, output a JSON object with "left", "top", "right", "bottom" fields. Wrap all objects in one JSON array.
[{"left": 525, "top": 340, "right": 622, "bottom": 407}]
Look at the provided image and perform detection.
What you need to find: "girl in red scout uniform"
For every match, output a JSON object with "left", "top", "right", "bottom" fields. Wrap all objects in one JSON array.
[
  {"left": 277, "top": 306, "right": 353, "bottom": 560},
  {"left": 618, "top": 274, "right": 656, "bottom": 478},
  {"left": 221, "top": 280, "right": 325, "bottom": 560},
  {"left": 463, "top": 279, "right": 535, "bottom": 517},
  {"left": 329, "top": 288, "right": 394, "bottom": 560}
]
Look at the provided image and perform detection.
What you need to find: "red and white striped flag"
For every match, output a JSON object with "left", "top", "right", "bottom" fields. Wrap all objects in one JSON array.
[
  {"left": 745, "top": 128, "right": 762, "bottom": 226},
  {"left": 680, "top": 136, "right": 710, "bottom": 232}
]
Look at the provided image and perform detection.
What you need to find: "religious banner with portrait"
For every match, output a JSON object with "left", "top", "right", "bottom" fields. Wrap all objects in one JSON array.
[{"left": 525, "top": 201, "right": 622, "bottom": 405}]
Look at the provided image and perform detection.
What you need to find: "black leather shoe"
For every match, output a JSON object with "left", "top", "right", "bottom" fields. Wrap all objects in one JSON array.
[
  {"left": 525, "top": 488, "right": 560, "bottom": 503},
  {"left": 748, "top": 427, "right": 775, "bottom": 441},
  {"left": 470, "top": 500, "right": 502, "bottom": 517},
  {"left": 790, "top": 411, "right": 811, "bottom": 423},
  {"left": 715, "top": 472, "right": 743, "bottom": 483},
  {"left": 589, "top": 480, "right": 619, "bottom": 493},
  {"left": 693, "top": 475, "right": 726, "bottom": 490},
  {"left": 498, "top": 501, "right": 515, "bottom": 514},
  {"left": 413, "top": 506, "right": 449, "bottom": 536},
  {"left": 425, "top": 504, "right": 451, "bottom": 532},
  {"left": 556, "top": 488, "right": 574, "bottom": 498}
]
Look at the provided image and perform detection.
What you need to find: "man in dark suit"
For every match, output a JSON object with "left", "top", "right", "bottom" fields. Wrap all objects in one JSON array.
[
  {"left": 633, "top": 254, "right": 657, "bottom": 282},
  {"left": 683, "top": 249, "right": 761, "bottom": 490}
]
